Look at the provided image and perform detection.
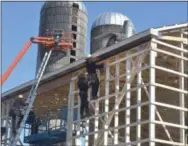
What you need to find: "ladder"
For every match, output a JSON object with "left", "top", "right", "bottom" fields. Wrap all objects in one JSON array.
[{"left": 10, "top": 50, "right": 52, "bottom": 146}]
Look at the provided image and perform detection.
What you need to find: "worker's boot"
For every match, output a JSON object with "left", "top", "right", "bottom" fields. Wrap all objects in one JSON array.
[
  {"left": 81, "top": 114, "right": 85, "bottom": 119},
  {"left": 12, "top": 129, "right": 16, "bottom": 136},
  {"left": 85, "top": 109, "right": 90, "bottom": 117},
  {"left": 92, "top": 96, "right": 98, "bottom": 100}
]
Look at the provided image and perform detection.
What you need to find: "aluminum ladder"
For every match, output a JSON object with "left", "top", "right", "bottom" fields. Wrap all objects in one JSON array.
[{"left": 10, "top": 50, "right": 52, "bottom": 146}]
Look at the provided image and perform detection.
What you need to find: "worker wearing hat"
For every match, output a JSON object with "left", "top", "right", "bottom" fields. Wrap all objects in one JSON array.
[
  {"left": 9, "top": 94, "right": 29, "bottom": 135},
  {"left": 77, "top": 72, "right": 90, "bottom": 119},
  {"left": 85, "top": 54, "right": 104, "bottom": 100}
]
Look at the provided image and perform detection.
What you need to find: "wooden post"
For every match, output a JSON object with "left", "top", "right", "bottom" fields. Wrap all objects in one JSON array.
[
  {"left": 125, "top": 53, "right": 131, "bottom": 144},
  {"left": 104, "top": 60, "right": 110, "bottom": 145},
  {"left": 137, "top": 57, "right": 142, "bottom": 146},
  {"left": 149, "top": 41, "right": 157, "bottom": 146},
  {"left": 94, "top": 71, "right": 100, "bottom": 145},
  {"left": 179, "top": 30, "right": 185, "bottom": 144},
  {"left": 66, "top": 80, "right": 75, "bottom": 146},
  {"left": 114, "top": 56, "right": 120, "bottom": 145}
]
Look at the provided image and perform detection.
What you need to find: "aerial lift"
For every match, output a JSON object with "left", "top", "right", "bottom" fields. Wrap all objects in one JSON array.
[
  {"left": 1, "top": 30, "right": 72, "bottom": 85},
  {"left": 1, "top": 29, "right": 73, "bottom": 146}
]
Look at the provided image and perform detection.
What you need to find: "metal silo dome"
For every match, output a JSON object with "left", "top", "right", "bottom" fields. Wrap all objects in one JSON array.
[
  {"left": 92, "top": 12, "right": 132, "bottom": 28},
  {"left": 90, "top": 12, "right": 135, "bottom": 54}
]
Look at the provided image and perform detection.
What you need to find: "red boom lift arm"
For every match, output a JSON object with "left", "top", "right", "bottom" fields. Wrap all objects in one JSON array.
[
  {"left": 1, "top": 41, "right": 32, "bottom": 85},
  {"left": 1, "top": 33, "right": 73, "bottom": 85}
]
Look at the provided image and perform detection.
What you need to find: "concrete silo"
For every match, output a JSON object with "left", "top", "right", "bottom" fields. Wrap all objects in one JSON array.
[
  {"left": 90, "top": 12, "right": 135, "bottom": 54},
  {"left": 36, "top": 1, "right": 88, "bottom": 74}
]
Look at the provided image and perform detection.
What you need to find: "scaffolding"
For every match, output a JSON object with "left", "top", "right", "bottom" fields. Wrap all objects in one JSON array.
[{"left": 1, "top": 23, "right": 188, "bottom": 146}]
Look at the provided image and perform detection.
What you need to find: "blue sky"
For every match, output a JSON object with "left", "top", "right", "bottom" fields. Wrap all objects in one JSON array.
[{"left": 2, "top": 1, "right": 188, "bottom": 92}]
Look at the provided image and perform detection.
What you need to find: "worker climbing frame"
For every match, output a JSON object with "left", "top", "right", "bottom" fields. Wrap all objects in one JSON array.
[{"left": 66, "top": 27, "right": 188, "bottom": 146}]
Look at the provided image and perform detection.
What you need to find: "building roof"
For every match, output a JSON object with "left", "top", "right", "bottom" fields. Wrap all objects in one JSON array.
[
  {"left": 2, "top": 22, "right": 188, "bottom": 101},
  {"left": 1, "top": 29, "right": 154, "bottom": 101}
]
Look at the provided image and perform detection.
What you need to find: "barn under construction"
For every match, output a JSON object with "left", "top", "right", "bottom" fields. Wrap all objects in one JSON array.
[
  {"left": 1, "top": 1, "right": 188, "bottom": 146},
  {"left": 1, "top": 22, "right": 188, "bottom": 146}
]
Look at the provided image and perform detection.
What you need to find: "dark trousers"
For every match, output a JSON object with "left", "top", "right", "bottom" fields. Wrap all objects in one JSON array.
[
  {"left": 88, "top": 73, "right": 99, "bottom": 99},
  {"left": 1, "top": 127, "right": 6, "bottom": 136},
  {"left": 79, "top": 91, "right": 89, "bottom": 116},
  {"left": 92, "top": 81, "right": 99, "bottom": 98},
  {"left": 10, "top": 111, "right": 23, "bottom": 135},
  {"left": 30, "top": 121, "right": 39, "bottom": 134},
  {"left": 11, "top": 112, "right": 16, "bottom": 134},
  {"left": 10, "top": 110, "right": 39, "bottom": 135},
  {"left": 27, "top": 112, "right": 40, "bottom": 134}
]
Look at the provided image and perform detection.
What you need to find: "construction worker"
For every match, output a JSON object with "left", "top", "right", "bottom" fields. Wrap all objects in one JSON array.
[
  {"left": 27, "top": 108, "right": 41, "bottom": 135},
  {"left": 85, "top": 54, "right": 104, "bottom": 100},
  {"left": 1, "top": 127, "right": 6, "bottom": 137},
  {"left": 9, "top": 94, "right": 29, "bottom": 135},
  {"left": 77, "top": 73, "right": 89, "bottom": 119}
]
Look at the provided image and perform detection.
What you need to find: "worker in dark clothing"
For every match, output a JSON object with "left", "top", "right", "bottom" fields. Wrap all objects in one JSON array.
[
  {"left": 9, "top": 94, "right": 29, "bottom": 136},
  {"left": 1, "top": 127, "right": 6, "bottom": 137},
  {"left": 27, "top": 109, "right": 41, "bottom": 134},
  {"left": 77, "top": 73, "right": 89, "bottom": 119},
  {"left": 85, "top": 54, "right": 104, "bottom": 100}
]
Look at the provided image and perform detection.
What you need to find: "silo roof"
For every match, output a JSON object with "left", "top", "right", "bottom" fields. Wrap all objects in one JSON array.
[
  {"left": 92, "top": 12, "right": 130, "bottom": 29},
  {"left": 41, "top": 1, "right": 87, "bottom": 14}
]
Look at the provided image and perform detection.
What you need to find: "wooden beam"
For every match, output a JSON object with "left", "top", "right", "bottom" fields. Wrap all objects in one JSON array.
[
  {"left": 158, "top": 36, "right": 188, "bottom": 45},
  {"left": 114, "top": 56, "right": 120, "bottom": 145},
  {"left": 96, "top": 51, "right": 148, "bottom": 146},
  {"left": 125, "top": 52, "right": 131, "bottom": 144},
  {"left": 104, "top": 60, "right": 110, "bottom": 145},
  {"left": 136, "top": 56, "right": 142, "bottom": 146},
  {"left": 66, "top": 80, "right": 75, "bottom": 146},
  {"left": 179, "top": 31, "right": 185, "bottom": 144}
]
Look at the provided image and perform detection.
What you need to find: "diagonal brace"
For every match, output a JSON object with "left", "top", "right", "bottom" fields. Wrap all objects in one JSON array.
[{"left": 141, "top": 79, "right": 174, "bottom": 144}]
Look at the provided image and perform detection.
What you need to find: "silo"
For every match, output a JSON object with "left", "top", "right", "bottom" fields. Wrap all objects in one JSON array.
[
  {"left": 36, "top": 1, "right": 88, "bottom": 74},
  {"left": 90, "top": 12, "right": 135, "bottom": 54}
]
